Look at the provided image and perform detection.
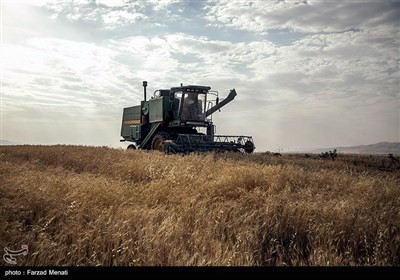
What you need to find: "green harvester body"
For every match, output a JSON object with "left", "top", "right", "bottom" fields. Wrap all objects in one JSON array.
[{"left": 120, "top": 82, "right": 255, "bottom": 153}]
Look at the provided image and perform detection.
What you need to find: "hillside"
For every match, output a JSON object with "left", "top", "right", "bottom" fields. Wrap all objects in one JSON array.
[
  {"left": 311, "top": 142, "right": 400, "bottom": 154},
  {"left": 0, "top": 140, "right": 20, "bottom": 146},
  {"left": 0, "top": 145, "right": 399, "bottom": 266}
]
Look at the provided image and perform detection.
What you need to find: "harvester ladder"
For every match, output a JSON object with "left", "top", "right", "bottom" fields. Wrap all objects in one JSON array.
[{"left": 139, "top": 122, "right": 161, "bottom": 149}]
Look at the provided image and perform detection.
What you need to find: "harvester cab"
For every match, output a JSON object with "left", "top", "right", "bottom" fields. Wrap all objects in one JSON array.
[{"left": 120, "top": 81, "right": 255, "bottom": 154}]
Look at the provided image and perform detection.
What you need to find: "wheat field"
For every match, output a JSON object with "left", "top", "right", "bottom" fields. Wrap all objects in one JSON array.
[{"left": 0, "top": 145, "right": 399, "bottom": 266}]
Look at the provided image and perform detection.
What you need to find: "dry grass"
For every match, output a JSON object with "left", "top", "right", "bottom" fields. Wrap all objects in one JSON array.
[{"left": 0, "top": 145, "right": 399, "bottom": 266}]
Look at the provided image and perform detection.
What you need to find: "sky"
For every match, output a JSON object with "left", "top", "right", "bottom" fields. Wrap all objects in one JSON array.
[{"left": 1, "top": 0, "right": 399, "bottom": 152}]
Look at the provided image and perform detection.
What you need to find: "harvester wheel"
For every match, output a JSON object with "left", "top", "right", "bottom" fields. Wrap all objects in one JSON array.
[
  {"left": 244, "top": 140, "right": 255, "bottom": 154},
  {"left": 151, "top": 133, "right": 167, "bottom": 151},
  {"left": 127, "top": 144, "right": 136, "bottom": 150}
]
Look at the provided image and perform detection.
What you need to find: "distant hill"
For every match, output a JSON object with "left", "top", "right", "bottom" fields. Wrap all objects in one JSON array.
[
  {"left": 310, "top": 142, "right": 400, "bottom": 154},
  {"left": 0, "top": 140, "right": 21, "bottom": 146}
]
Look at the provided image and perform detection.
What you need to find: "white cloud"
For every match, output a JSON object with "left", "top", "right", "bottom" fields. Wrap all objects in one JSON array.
[
  {"left": 96, "top": 0, "right": 128, "bottom": 8},
  {"left": 2, "top": 1, "right": 399, "bottom": 150},
  {"left": 38, "top": 0, "right": 183, "bottom": 29},
  {"left": 205, "top": 1, "right": 400, "bottom": 33},
  {"left": 1, "top": 35, "right": 145, "bottom": 147},
  {"left": 2, "top": 37, "right": 140, "bottom": 111},
  {"left": 102, "top": 10, "right": 148, "bottom": 28},
  {"left": 149, "top": 0, "right": 182, "bottom": 11},
  {"left": 4, "top": 29, "right": 398, "bottom": 149}
]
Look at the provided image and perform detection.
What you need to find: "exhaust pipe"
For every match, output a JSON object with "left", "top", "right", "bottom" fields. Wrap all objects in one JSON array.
[{"left": 143, "top": 81, "right": 148, "bottom": 101}]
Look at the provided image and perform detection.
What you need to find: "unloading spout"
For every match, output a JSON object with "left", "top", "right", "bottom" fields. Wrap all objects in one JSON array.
[{"left": 205, "top": 89, "right": 237, "bottom": 118}]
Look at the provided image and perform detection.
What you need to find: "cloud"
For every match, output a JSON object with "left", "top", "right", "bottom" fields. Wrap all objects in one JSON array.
[
  {"left": 101, "top": 10, "right": 148, "bottom": 29},
  {"left": 96, "top": 0, "right": 128, "bottom": 8},
  {"left": 2, "top": 37, "right": 140, "bottom": 115},
  {"left": 37, "top": 0, "right": 184, "bottom": 30},
  {"left": 205, "top": 1, "right": 400, "bottom": 34},
  {"left": 148, "top": 0, "right": 182, "bottom": 11},
  {"left": 2, "top": 1, "right": 399, "bottom": 150},
  {"left": 4, "top": 27, "right": 397, "bottom": 147}
]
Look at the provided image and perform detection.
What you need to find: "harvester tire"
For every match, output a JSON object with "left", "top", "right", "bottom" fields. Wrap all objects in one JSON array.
[
  {"left": 151, "top": 133, "right": 168, "bottom": 151},
  {"left": 244, "top": 140, "right": 255, "bottom": 154},
  {"left": 127, "top": 144, "right": 136, "bottom": 150}
]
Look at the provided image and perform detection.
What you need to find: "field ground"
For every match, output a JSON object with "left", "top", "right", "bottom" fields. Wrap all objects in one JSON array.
[{"left": 0, "top": 145, "right": 399, "bottom": 266}]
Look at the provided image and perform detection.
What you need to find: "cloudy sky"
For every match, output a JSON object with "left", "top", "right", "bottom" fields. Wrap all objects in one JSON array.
[{"left": 1, "top": 0, "right": 399, "bottom": 152}]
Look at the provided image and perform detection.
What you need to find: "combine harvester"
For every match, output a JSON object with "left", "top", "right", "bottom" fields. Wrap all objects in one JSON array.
[{"left": 120, "top": 81, "right": 255, "bottom": 154}]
